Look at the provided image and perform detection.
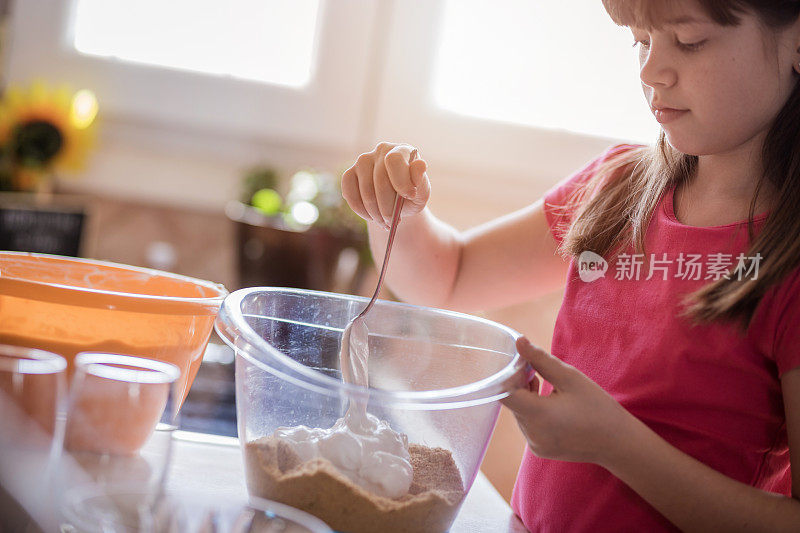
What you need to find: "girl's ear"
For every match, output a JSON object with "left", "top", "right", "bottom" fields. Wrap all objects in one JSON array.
[
  {"left": 795, "top": 46, "right": 800, "bottom": 75},
  {"left": 796, "top": 46, "right": 800, "bottom": 75},
  {"left": 794, "top": 9, "right": 800, "bottom": 74}
]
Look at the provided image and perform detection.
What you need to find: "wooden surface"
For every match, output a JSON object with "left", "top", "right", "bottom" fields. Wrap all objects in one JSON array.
[{"left": 168, "top": 431, "right": 528, "bottom": 533}]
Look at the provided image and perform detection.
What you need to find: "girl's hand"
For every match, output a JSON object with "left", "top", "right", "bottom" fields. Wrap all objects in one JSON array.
[
  {"left": 501, "top": 337, "right": 636, "bottom": 466},
  {"left": 341, "top": 142, "right": 430, "bottom": 228}
]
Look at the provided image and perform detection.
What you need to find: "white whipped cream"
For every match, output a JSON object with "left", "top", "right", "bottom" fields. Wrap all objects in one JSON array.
[
  {"left": 273, "top": 410, "right": 413, "bottom": 498},
  {"left": 272, "top": 317, "right": 414, "bottom": 499}
]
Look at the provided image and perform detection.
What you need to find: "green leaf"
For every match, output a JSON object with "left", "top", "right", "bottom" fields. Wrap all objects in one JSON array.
[{"left": 251, "top": 188, "right": 283, "bottom": 215}]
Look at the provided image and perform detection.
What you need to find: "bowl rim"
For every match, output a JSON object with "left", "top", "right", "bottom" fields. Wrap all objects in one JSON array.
[
  {"left": 74, "top": 352, "right": 181, "bottom": 384},
  {"left": 0, "top": 344, "right": 67, "bottom": 374},
  {"left": 215, "top": 287, "right": 528, "bottom": 409},
  {"left": 60, "top": 484, "right": 334, "bottom": 533},
  {"left": 0, "top": 251, "right": 228, "bottom": 314}
]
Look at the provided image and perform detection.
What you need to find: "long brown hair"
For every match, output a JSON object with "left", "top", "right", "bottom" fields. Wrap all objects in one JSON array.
[{"left": 557, "top": 0, "right": 800, "bottom": 330}]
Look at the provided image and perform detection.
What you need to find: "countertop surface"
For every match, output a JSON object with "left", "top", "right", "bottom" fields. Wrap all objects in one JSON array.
[{"left": 169, "top": 431, "right": 528, "bottom": 533}]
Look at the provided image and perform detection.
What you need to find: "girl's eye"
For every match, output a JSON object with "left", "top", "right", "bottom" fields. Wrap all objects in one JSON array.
[
  {"left": 631, "top": 39, "right": 650, "bottom": 49},
  {"left": 676, "top": 39, "right": 707, "bottom": 52}
]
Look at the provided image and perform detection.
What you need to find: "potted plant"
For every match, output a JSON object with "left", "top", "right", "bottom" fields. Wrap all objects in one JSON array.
[{"left": 227, "top": 167, "right": 370, "bottom": 293}]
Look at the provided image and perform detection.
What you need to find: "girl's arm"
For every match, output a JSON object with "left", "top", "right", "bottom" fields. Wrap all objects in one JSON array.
[
  {"left": 365, "top": 201, "right": 568, "bottom": 312},
  {"left": 503, "top": 338, "right": 800, "bottom": 532},
  {"left": 343, "top": 143, "right": 569, "bottom": 312},
  {"left": 606, "top": 366, "right": 800, "bottom": 532}
]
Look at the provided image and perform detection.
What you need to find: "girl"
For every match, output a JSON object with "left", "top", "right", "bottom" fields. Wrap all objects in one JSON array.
[{"left": 341, "top": 0, "right": 800, "bottom": 531}]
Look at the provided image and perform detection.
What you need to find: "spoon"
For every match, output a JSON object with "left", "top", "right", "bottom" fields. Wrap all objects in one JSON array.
[
  {"left": 357, "top": 147, "right": 417, "bottom": 321},
  {"left": 339, "top": 149, "right": 418, "bottom": 396}
]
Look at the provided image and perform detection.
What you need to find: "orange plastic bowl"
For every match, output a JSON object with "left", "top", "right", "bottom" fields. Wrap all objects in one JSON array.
[{"left": 0, "top": 252, "right": 227, "bottom": 434}]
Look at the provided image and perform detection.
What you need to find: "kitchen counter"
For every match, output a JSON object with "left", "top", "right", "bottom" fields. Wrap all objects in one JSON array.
[{"left": 169, "top": 431, "right": 528, "bottom": 533}]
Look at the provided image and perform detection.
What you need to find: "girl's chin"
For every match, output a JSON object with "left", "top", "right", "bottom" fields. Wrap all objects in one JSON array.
[{"left": 663, "top": 131, "right": 712, "bottom": 157}]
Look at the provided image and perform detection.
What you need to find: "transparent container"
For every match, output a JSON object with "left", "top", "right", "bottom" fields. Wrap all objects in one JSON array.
[
  {"left": 59, "top": 485, "right": 332, "bottom": 533},
  {"left": 215, "top": 287, "right": 528, "bottom": 533}
]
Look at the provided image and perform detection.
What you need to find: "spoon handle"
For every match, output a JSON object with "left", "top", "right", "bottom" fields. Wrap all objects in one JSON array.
[{"left": 357, "top": 148, "right": 418, "bottom": 320}]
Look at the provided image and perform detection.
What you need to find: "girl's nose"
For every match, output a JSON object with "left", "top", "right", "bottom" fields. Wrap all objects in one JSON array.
[{"left": 639, "top": 46, "right": 678, "bottom": 89}]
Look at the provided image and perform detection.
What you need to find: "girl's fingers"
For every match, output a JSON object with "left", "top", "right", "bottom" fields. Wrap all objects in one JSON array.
[
  {"left": 516, "top": 337, "right": 571, "bottom": 390},
  {"left": 341, "top": 167, "right": 371, "bottom": 221},
  {"left": 408, "top": 160, "right": 430, "bottom": 212},
  {"left": 500, "top": 387, "right": 539, "bottom": 413},
  {"left": 499, "top": 364, "right": 542, "bottom": 413},
  {"left": 409, "top": 158, "right": 427, "bottom": 189},
  {"left": 529, "top": 372, "right": 541, "bottom": 394},
  {"left": 384, "top": 146, "right": 418, "bottom": 200},
  {"left": 373, "top": 155, "right": 396, "bottom": 226},
  {"left": 354, "top": 156, "right": 383, "bottom": 224},
  {"left": 344, "top": 143, "right": 429, "bottom": 224}
]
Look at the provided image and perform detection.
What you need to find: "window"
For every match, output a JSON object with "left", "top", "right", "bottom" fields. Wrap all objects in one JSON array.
[
  {"left": 6, "top": 0, "right": 659, "bottom": 185},
  {"left": 73, "top": 0, "right": 320, "bottom": 88},
  {"left": 7, "top": 0, "right": 378, "bottom": 150},
  {"left": 432, "top": 0, "right": 658, "bottom": 142},
  {"left": 371, "top": 1, "right": 658, "bottom": 180}
]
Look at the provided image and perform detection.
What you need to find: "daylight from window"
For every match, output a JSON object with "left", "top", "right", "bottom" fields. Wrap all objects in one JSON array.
[
  {"left": 433, "top": 0, "right": 660, "bottom": 143},
  {"left": 73, "top": 0, "right": 320, "bottom": 87}
]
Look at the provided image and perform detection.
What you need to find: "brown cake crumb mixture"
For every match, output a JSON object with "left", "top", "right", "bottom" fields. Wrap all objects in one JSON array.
[{"left": 244, "top": 438, "right": 465, "bottom": 533}]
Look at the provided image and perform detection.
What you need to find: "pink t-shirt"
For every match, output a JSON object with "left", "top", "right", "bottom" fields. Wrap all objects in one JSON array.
[{"left": 511, "top": 145, "right": 800, "bottom": 532}]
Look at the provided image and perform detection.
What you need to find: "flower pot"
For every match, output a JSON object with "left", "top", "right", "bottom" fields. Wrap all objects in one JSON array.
[{"left": 226, "top": 201, "right": 368, "bottom": 292}]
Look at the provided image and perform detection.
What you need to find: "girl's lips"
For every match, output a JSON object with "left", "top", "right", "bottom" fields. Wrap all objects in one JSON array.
[{"left": 653, "top": 107, "right": 689, "bottom": 124}]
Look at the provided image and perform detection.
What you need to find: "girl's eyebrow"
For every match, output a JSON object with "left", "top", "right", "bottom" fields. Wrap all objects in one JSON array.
[
  {"left": 630, "top": 16, "right": 712, "bottom": 31},
  {"left": 663, "top": 16, "right": 709, "bottom": 26}
]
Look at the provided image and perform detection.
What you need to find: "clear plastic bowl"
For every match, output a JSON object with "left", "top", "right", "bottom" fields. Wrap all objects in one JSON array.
[{"left": 215, "top": 287, "right": 527, "bottom": 533}]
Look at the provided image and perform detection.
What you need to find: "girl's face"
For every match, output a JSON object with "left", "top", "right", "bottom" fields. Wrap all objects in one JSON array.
[{"left": 631, "top": 2, "right": 800, "bottom": 157}]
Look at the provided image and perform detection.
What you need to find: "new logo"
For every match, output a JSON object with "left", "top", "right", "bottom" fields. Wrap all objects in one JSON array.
[{"left": 578, "top": 251, "right": 607, "bottom": 282}]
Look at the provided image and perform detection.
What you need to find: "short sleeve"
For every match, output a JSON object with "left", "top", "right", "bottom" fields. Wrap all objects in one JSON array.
[
  {"left": 771, "top": 269, "right": 800, "bottom": 376},
  {"left": 543, "top": 143, "right": 640, "bottom": 246}
]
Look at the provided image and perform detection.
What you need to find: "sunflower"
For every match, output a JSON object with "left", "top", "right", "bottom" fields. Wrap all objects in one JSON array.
[{"left": 0, "top": 80, "right": 98, "bottom": 191}]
